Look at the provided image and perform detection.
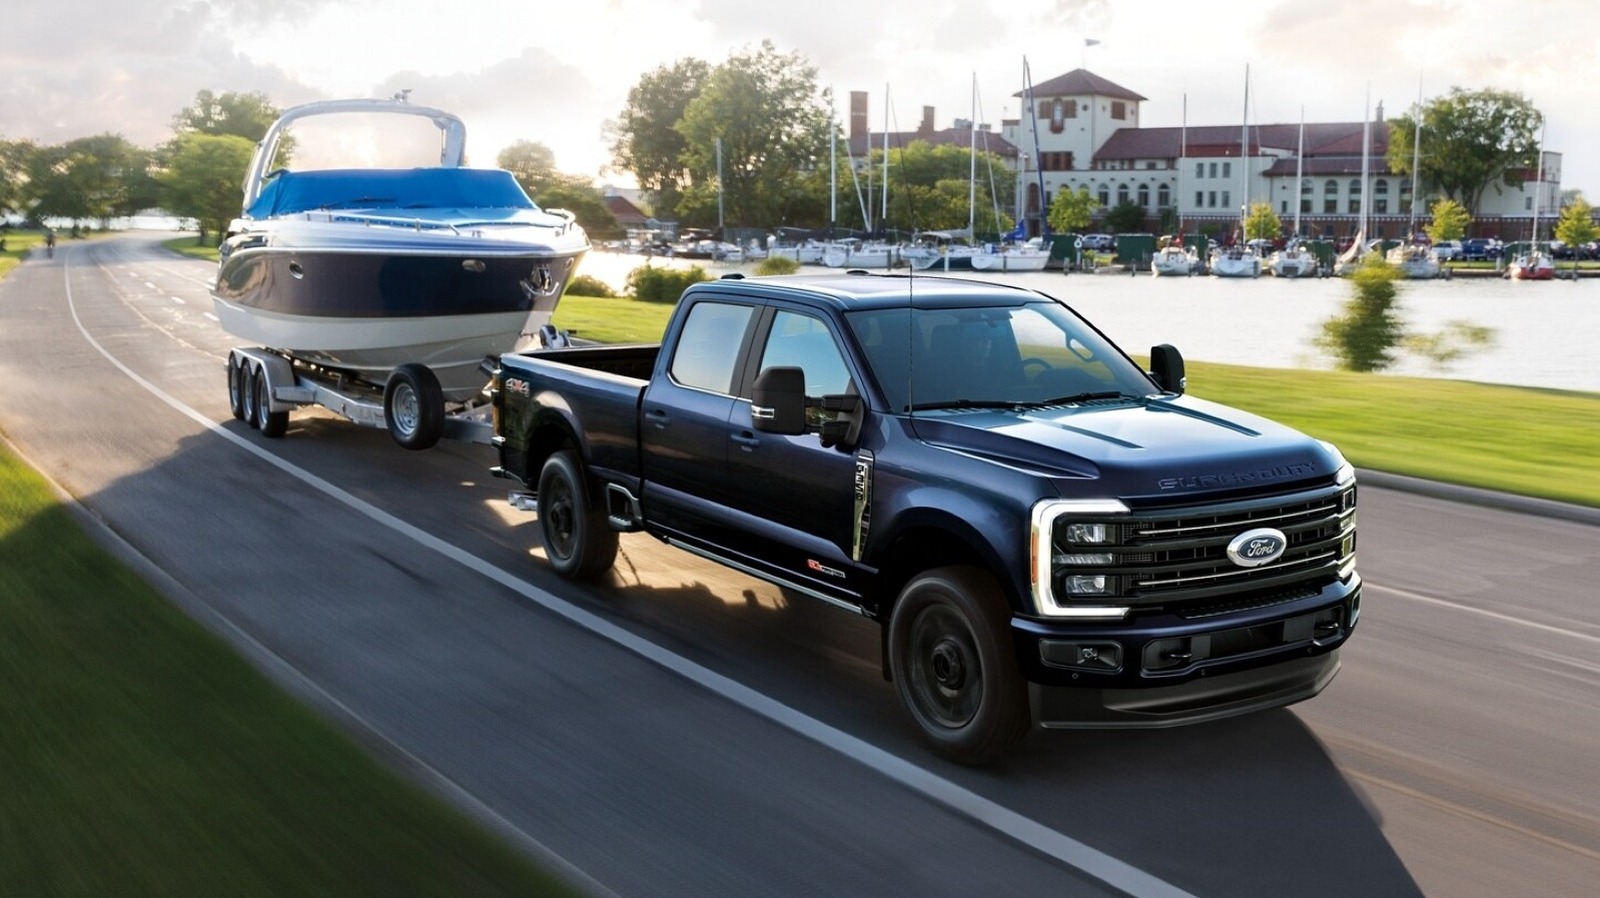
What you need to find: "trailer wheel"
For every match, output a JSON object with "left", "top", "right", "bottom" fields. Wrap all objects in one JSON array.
[
  {"left": 253, "top": 366, "right": 288, "bottom": 438},
  {"left": 227, "top": 353, "right": 246, "bottom": 420},
  {"left": 384, "top": 364, "right": 445, "bottom": 450},
  {"left": 888, "top": 566, "right": 1029, "bottom": 765},
  {"left": 240, "top": 362, "right": 259, "bottom": 428},
  {"left": 537, "top": 450, "right": 618, "bottom": 581}
]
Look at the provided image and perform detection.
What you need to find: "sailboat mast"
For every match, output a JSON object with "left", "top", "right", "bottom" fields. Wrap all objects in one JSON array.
[
  {"left": 829, "top": 92, "right": 837, "bottom": 233},
  {"left": 1239, "top": 65, "right": 1250, "bottom": 239},
  {"left": 1408, "top": 74, "right": 1423, "bottom": 238},
  {"left": 1360, "top": 83, "right": 1371, "bottom": 247},
  {"left": 1024, "top": 56, "right": 1047, "bottom": 236},
  {"left": 1531, "top": 121, "right": 1547, "bottom": 242},
  {"left": 1293, "top": 106, "right": 1304, "bottom": 238},
  {"left": 968, "top": 73, "right": 978, "bottom": 237},
  {"left": 1179, "top": 94, "right": 1187, "bottom": 237},
  {"left": 881, "top": 83, "right": 890, "bottom": 236}
]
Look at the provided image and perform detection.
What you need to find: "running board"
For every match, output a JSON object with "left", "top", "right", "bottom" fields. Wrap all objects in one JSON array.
[{"left": 664, "top": 538, "right": 868, "bottom": 617}]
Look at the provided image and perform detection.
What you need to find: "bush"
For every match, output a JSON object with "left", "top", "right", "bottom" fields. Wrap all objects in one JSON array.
[
  {"left": 1317, "top": 257, "right": 1405, "bottom": 372},
  {"left": 626, "top": 264, "right": 711, "bottom": 303},
  {"left": 564, "top": 274, "right": 615, "bottom": 297},
  {"left": 754, "top": 256, "right": 801, "bottom": 276}
]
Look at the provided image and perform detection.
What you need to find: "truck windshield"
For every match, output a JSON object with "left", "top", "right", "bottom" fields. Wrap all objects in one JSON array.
[{"left": 844, "top": 300, "right": 1156, "bottom": 412}]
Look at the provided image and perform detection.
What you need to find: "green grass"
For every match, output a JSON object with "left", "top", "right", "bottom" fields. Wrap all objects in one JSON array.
[
  {"left": 0, "top": 444, "right": 582, "bottom": 897},
  {"left": 2, "top": 229, "right": 47, "bottom": 278},
  {"left": 164, "top": 233, "right": 221, "bottom": 261}
]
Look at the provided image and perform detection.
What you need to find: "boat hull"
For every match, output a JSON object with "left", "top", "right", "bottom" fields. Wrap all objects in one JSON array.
[
  {"left": 214, "top": 224, "right": 586, "bottom": 401},
  {"left": 971, "top": 249, "right": 1050, "bottom": 272}
]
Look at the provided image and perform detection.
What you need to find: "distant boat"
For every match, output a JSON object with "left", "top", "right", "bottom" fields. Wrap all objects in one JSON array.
[
  {"left": 1386, "top": 240, "right": 1444, "bottom": 279},
  {"left": 1507, "top": 245, "right": 1555, "bottom": 280},
  {"left": 1210, "top": 243, "right": 1262, "bottom": 278},
  {"left": 971, "top": 239, "right": 1051, "bottom": 272},
  {"left": 1268, "top": 241, "right": 1319, "bottom": 278},
  {"left": 821, "top": 238, "right": 899, "bottom": 269},
  {"left": 1151, "top": 239, "right": 1199, "bottom": 276}
]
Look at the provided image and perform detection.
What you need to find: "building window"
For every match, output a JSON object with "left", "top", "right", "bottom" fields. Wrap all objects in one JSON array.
[
  {"left": 1349, "top": 179, "right": 1362, "bottom": 196},
  {"left": 1157, "top": 185, "right": 1170, "bottom": 207},
  {"left": 1324, "top": 196, "right": 1338, "bottom": 214},
  {"left": 1209, "top": 162, "right": 1218, "bottom": 178},
  {"left": 1138, "top": 185, "right": 1150, "bottom": 208},
  {"left": 1111, "top": 101, "right": 1126, "bottom": 120},
  {"left": 1117, "top": 183, "right": 1131, "bottom": 205},
  {"left": 1063, "top": 101, "right": 1077, "bottom": 119},
  {"left": 1348, "top": 196, "right": 1361, "bottom": 215},
  {"left": 1222, "top": 161, "right": 1232, "bottom": 179},
  {"left": 1301, "top": 198, "right": 1312, "bottom": 214},
  {"left": 1098, "top": 186, "right": 1110, "bottom": 206},
  {"left": 1526, "top": 196, "right": 1534, "bottom": 211},
  {"left": 1222, "top": 191, "right": 1231, "bottom": 210},
  {"left": 1050, "top": 99, "right": 1066, "bottom": 134},
  {"left": 1324, "top": 179, "right": 1339, "bottom": 196},
  {"left": 1196, "top": 190, "right": 1204, "bottom": 208},
  {"left": 1195, "top": 161, "right": 1203, "bottom": 179},
  {"left": 1302, "top": 180, "right": 1314, "bottom": 196},
  {"left": 1280, "top": 200, "right": 1288, "bottom": 214},
  {"left": 1208, "top": 190, "right": 1217, "bottom": 208}
]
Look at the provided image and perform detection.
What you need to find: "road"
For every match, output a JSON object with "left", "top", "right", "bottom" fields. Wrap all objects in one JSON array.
[{"left": 2, "top": 234, "right": 1596, "bottom": 897}]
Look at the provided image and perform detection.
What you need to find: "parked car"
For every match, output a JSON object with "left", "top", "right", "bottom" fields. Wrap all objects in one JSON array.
[
  {"left": 1461, "top": 238, "right": 1498, "bottom": 261},
  {"left": 1081, "top": 233, "right": 1116, "bottom": 251},
  {"left": 1432, "top": 240, "right": 1463, "bottom": 261}
]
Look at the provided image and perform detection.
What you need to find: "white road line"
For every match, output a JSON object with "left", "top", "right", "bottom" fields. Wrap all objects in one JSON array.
[
  {"left": 171, "top": 295, "right": 186, "bottom": 305},
  {"left": 204, "top": 312, "right": 218, "bottom": 322},
  {"left": 59, "top": 244, "right": 1199, "bottom": 898},
  {"left": 1370, "top": 583, "right": 1600, "bottom": 647}
]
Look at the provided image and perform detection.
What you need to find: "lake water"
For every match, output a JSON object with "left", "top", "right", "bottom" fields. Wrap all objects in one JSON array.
[{"left": 577, "top": 252, "right": 1600, "bottom": 394}]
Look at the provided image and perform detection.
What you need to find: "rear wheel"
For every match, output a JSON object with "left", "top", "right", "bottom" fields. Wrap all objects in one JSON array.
[
  {"left": 253, "top": 367, "right": 288, "bottom": 438},
  {"left": 888, "top": 566, "right": 1029, "bottom": 765},
  {"left": 240, "top": 362, "right": 259, "bottom": 428},
  {"left": 537, "top": 450, "right": 618, "bottom": 581},
  {"left": 227, "top": 354, "right": 246, "bottom": 420},
  {"left": 384, "top": 364, "right": 445, "bottom": 450}
]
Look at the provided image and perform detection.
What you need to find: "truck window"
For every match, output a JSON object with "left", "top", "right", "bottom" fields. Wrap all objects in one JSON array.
[
  {"left": 757, "top": 310, "right": 852, "bottom": 397},
  {"left": 669, "top": 301, "right": 755, "bottom": 394}
]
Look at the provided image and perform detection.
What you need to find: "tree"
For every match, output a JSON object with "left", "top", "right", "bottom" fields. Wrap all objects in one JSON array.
[
  {"left": 1425, "top": 198, "right": 1472, "bottom": 243},
  {"left": 1386, "top": 88, "right": 1543, "bottom": 215},
  {"left": 160, "top": 132, "right": 255, "bottom": 244},
  {"left": 1047, "top": 186, "right": 1099, "bottom": 234},
  {"left": 606, "top": 58, "right": 711, "bottom": 218},
  {"left": 674, "top": 41, "right": 833, "bottom": 231},
  {"left": 1244, "top": 202, "right": 1282, "bottom": 241},
  {"left": 1103, "top": 201, "right": 1145, "bottom": 233},
  {"left": 1553, "top": 197, "right": 1597, "bottom": 277},
  {"left": 497, "top": 140, "right": 619, "bottom": 240},
  {"left": 880, "top": 141, "right": 1013, "bottom": 235},
  {"left": 0, "top": 138, "right": 37, "bottom": 218},
  {"left": 25, "top": 134, "right": 147, "bottom": 227},
  {"left": 171, "top": 90, "right": 280, "bottom": 143}
]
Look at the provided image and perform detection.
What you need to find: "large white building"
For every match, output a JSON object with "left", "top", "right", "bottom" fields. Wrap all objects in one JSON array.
[{"left": 853, "top": 69, "right": 1560, "bottom": 241}]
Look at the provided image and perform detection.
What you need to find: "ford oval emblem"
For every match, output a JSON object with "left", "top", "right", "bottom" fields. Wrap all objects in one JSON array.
[{"left": 1227, "top": 527, "right": 1288, "bottom": 568}]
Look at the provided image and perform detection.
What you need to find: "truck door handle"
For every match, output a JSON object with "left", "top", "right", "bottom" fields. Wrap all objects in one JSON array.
[
  {"left": 645, "top": 408, "right": 670, "bottom": 429},
  {"left": 731, "top": 430, "right": 760, "bottom": 451}
]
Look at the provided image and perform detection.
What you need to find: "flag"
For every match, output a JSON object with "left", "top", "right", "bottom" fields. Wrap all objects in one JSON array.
[{"left": 1085, "top": 38, "right": 1101, "bottom": 47}]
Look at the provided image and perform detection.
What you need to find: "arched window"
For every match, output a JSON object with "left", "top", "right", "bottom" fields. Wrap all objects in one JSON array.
[
  {"left": 1302, "top": 180, "right": 1314, "bottom": 195},
  {"left": 1097, "top": 185, "right": 1110, "bottom": 206},
  {"left": 1157, "top": 184, "right": 1170, "bottom": 208},
  {"left": 1324, "top": 179, "right": 1339, "bottom": 195},
  {"left": 1117, "top": 183, "right": 1131, "bottom": 205},
  {"left": 1373, "top": 179, "right": 1389, "bottom": 214},
  {"left": 1349, "top": 179, "right": 1362, "bottom": 196}
]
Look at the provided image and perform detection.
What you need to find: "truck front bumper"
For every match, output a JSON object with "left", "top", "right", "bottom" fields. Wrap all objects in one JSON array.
[{"left": 1011, "top": 575, "right": 1359, "bottom": 728}]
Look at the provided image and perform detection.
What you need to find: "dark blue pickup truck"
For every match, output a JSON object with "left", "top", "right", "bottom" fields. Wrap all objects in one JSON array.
[{"left": 492, "top": 271, "right": 1360, "bottom": 764}]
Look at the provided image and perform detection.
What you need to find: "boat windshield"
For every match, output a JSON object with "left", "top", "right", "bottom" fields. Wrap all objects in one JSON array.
[
  {"left": 270, "top": 112, "right": 456, "bottom": 171},
  {"left": 844, "top": 300, "right": 1157, "bottom": 412}
]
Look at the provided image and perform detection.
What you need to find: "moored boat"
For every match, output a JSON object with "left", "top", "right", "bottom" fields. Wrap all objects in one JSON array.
[
  {"left": 211, "top": 97, "right": 589, "bottom": 403},
  {"left": 1507, "top": 245, "right": 1555, "bottom": 280},
  {"left": 1150, "top": 240, "right": 1199, "bottom": 277},
  {"left": 1268, "top": 241, "right": 1319, "bottom": 278},
  {"left": 970, "top": 239, "right": 1051, "bottom": 272}
]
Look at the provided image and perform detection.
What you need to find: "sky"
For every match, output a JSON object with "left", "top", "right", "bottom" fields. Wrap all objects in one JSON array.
[{"left": 4, "top": 0, "right": 1597, "bottom": 195}]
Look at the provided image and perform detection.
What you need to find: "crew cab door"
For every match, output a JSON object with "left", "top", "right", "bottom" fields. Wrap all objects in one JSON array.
[
  {"left": 639, "top": 297, "right": 760, "bottom": 540},
  {"left": 723, "top": 306, "right": 867, "bottom": 596}
]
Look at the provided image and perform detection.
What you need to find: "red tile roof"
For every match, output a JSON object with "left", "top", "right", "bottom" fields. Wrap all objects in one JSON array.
[{"left": 1015, "top": 68, "right": 1146, "bottom": 102}]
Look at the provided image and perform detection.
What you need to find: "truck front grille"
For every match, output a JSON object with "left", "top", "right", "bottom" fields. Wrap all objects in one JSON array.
[{"left": 1046, "top": 483, "right": 1357, "bottom": 611}]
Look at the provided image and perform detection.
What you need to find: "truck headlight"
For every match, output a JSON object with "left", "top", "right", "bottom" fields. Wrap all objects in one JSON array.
[{"left": 1031, "top": 499, "right": 1131, "bottom": 619}]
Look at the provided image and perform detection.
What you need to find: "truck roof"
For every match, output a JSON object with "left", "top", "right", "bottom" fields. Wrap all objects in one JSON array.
[{"left": 692, "top": 271, "right": 1046, "bottom": 312}]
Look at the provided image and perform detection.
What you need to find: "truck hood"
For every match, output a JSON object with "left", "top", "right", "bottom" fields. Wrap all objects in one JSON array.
[{"left": 908, "top": 394, "right": 1343, "bottom": 502}]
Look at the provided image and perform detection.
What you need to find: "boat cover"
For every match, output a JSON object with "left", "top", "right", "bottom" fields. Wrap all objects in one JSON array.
[{"left": 245, "top": 168, "right": 538, "bottom": 218}]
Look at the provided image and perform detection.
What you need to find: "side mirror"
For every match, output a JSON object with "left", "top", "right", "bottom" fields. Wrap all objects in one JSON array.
[
  {"left": 751, "top": 366, "right": 806, "bottom": 434},
  {"left": 1150, "top": 344, "right": 1186, "bottom": 395}
]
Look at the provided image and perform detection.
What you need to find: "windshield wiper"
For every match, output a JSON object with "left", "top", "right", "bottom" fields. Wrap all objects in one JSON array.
[
  {"left": 1034, "top": 391, "right": 1135, "bottom": 405},
  {"left": 906, "top": 399, "right": 1028, "bottom": 412}
]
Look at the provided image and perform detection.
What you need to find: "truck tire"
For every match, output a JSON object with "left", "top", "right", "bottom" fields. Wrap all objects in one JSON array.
[
  {"left": 253, "top": 366, "right": 288, "bottom": 438},
  {"left": 240, "top": 362, "right": 259, "bottom": 428},
  {"left": 384, "top": 364, "right": 445, "bottom": 450},
  {"left": 227, "top": 354, "right": 246, "bottom": 420},
  {"left": 537, "top": 450, "right": 618, "bottom": 581},
  {"left": 888, "top": 566, "right": 1029, "bottom": 765}
]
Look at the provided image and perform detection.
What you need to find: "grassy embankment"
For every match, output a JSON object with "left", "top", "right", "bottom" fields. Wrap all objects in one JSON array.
[{"left": 1, "top": 239, "right": 582, "bottom": 896}]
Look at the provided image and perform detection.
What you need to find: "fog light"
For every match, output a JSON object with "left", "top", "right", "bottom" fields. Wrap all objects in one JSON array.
[
  {"left": 1041, "top": 639, "right": 1123, "bottom": 673},
  {"left": 1065, "top": 574, "right": 1115, "bottom": 595}
]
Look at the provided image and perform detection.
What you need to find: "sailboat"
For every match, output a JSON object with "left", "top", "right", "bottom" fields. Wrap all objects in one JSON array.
[
  {"left": 1507, "top": 122, "right": 1555, "bottom": 281},
  {"left": 1268, "top": 109, "right": 1320, "bottom": 278},
  {"left": 1334, "top": 85, "right": 1375, "bottom": 277},
  {"left": 1210, "top": 67, "right": 1262, "bottom": 278},
  {"left": 1153, "top": 94, "right": 1200, "bottom": 277},
  {"left": 1386, "top": 78, "right": 1444, "bottom": 279},
  {"left": 825, "top": 84, "right": 900, "bottom": 269}
]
